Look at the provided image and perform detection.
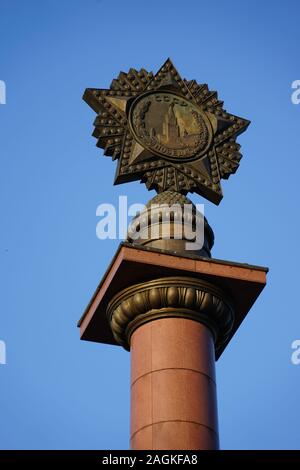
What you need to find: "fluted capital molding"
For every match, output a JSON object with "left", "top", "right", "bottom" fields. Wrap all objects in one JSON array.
[{"left": 107, "top": 276, "right": 234, "bottom": 356}]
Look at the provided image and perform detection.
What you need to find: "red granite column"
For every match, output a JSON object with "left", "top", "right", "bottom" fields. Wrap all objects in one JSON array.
[{"left": 130, "top": 317, "right": 218, "bottom": 450}]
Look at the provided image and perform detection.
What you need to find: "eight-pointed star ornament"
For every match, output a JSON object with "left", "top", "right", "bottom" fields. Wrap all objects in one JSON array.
[{"left": 83, "top": 59, "right": 250, "bottom": 205}]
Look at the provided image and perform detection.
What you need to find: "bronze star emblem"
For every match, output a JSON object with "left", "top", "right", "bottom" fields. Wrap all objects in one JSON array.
[{"left": 83, "top": 59, "right": 250, "bottom": 205}]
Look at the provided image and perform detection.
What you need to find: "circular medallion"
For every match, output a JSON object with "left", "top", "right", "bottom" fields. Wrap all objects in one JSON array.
[{"left": 129, "top": 91, "right": 212, "bottom": 161}]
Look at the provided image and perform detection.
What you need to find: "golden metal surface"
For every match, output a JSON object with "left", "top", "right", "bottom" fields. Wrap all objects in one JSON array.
[
  {"left": 107, "top": 276, "right": 234, "bottom": 356},
  {"left": 83, "top": 58, "right": 250, "bottom": 205},
  {"left": 128, "top": 91, "right": 212, "bottom": 162}
]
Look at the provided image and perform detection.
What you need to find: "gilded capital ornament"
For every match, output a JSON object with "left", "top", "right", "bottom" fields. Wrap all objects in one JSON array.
[{"left": 107, "top": 276, "right": 234, "bottom": 355}]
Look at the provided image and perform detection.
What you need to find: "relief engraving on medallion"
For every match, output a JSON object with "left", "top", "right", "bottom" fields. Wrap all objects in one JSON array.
[{"left": 129, "top": 92, "right": 212, "bottom": 161}]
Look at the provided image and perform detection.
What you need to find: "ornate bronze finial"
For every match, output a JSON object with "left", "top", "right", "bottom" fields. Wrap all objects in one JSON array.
[{"left": 83, "top": 58, "right": 250, "bottom": 205}]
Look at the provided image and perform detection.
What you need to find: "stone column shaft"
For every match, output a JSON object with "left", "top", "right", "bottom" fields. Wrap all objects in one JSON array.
[{"left": 130, "top": 317, "right": 219, "bottom": 450}]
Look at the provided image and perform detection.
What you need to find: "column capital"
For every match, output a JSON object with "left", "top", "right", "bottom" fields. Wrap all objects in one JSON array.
[
  {"left": 107, "top": 276, "right": 234, "bottom": 357},
  {"left": 78, "top": 243, "right": 268, "bottom": 360}
]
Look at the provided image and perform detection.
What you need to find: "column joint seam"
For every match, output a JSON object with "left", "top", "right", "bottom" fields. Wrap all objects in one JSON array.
[
  {"left": 131, "top": 367, "right": 216, "bottom": 388},
  {"left": 130, "top": 420, "right": 219, "bottom": 442}
]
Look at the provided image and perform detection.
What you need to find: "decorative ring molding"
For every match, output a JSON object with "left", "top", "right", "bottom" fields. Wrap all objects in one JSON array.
[{"left": 107, "top": 276, "right": 234, "bottom": 355}]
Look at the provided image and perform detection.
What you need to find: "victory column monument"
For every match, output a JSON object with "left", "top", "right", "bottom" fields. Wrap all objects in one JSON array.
[{"left": 78, "top": 59, "right": 268, "bottom": 450}]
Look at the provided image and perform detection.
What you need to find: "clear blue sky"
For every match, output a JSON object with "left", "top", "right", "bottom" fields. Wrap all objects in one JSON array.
[{"left": 1, "top": 0, "right": 300, "bottom": 450}]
